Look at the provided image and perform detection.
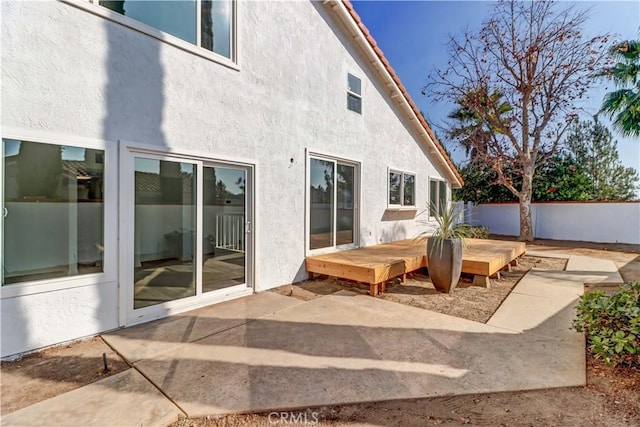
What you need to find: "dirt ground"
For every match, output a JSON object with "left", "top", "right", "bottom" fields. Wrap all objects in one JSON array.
[
  {"left": 3, "top": 238, "right": 639, "bottom": 425},
  {"left": 0, "top": 337, "right": 129, "bottom": 415},
  {"left": 383, "top": 256, "right": 565, "bottom": 323}
]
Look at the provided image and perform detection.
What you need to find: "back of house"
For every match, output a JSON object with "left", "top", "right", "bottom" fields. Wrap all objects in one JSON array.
[{"left": 0, "top": 0, "right": 461, "bottom": 357}]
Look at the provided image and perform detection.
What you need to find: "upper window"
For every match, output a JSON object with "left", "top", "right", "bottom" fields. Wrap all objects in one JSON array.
[
  {"left": 2, "top": 139, "right": 105, "bottom": 285},
  {"left": 98, "top": 0, "right": 234, "bottom": 59},
  {"left": 429, "top": 179, "right": 448, "bottom": 216},
  {"left": 347, "top": 73, "right": 362, "bottom": 114},
  {"left": 388, "top": 170, "right": 415, "bottom": 207}
]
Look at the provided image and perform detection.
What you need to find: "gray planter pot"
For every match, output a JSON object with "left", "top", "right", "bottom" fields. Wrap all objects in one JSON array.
[{"left": 427, "top": 237, "right": 463, "bottom": 293}]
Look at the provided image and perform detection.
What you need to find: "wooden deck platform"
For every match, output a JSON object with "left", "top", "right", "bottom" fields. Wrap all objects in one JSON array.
[{"left": 305, "top": 238, "right": 526, "bottom": 295}]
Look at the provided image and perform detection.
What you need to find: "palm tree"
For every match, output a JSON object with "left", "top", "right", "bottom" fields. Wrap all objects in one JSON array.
[
  {"left": 601, "top": 37, "right": 640, "bottom": 138},
  {"left": 447, "top": 88, "right": 512, "bottom": 161}
]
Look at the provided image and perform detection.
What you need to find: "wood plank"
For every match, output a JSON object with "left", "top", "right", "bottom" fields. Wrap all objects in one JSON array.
[
  {"left": 305, "top": 258, "right": 375, "bottom": 283},
  {"left": 305, "top": 238, "right": 526, "bottom": 290}
]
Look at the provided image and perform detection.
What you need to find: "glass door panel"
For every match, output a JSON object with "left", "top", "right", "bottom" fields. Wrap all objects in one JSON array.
[
  {"left": 336, "top": 164, "right": 355, "bottom": 246},
  {"left": 309, "top": 158, "right": 335, "bottom": 250},
  {"left": 133, "top": 158, "right": 196, "bottom": 309},
  {"left": 202, "top": 165, "right": 247, "bottom": 292}
]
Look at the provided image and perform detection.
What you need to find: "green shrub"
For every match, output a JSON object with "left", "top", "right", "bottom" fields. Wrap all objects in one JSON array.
[
  {"left": 453, "top": 224, "right": 489, "bottom": 239},
  {"left": 573, "top": 282, "right": 640, "bottom": 367}
]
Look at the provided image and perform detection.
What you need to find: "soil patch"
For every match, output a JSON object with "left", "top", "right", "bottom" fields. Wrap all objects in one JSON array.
[
  {"left": 170, "top": 354, "right": 640, "bottom": 426},
  {"left": 0, "top": 337, "right": 129, "bottom": 415},
  {"left": 272, "top": 255, "right": 566, "bottom": 323}
]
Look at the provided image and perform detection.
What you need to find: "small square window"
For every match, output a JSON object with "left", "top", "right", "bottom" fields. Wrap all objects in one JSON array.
[{"left": 347, "top": 73, "right": 362, "bottom": 114}]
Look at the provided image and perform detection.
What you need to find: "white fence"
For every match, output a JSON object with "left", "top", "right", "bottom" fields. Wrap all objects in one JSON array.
[
  {"left": 451, "top": 201, "right": 466, "bottom": 225},
  {"left": 462, "top": 202, "right": 640, "bottom": 244},
  {"left": 215, "top": 213, "right": 245, "bottom": 252}
]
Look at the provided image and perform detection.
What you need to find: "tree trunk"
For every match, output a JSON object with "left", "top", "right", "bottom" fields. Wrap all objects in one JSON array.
[{"left": 519, "top": 167, "right": 535, "bottom": 242}]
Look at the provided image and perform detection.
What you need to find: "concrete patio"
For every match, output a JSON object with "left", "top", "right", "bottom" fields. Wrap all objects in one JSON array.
[{"left": 1, "top": 253, "right": 623, "bottom": 427}]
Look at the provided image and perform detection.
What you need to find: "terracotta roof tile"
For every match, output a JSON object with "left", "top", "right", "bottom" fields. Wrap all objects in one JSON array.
[{"left": 340, "top": 0, "right": 463, "bottom": 186}]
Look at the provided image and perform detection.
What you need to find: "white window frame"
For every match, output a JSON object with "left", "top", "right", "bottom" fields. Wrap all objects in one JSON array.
[
  {"left": 62, "top": 0, "right": 239, "bottom": 70},
  {"left": 306, "top": 151, "right": 360, "bottom": 256},
  {"left": 0, "top": 127, "right": 118, "bottom": 299},
  {"left": 387, "top": 168, "right": 416, "bottom": 210},
  {"left": 347, "top": 73, "right": 362, "bottom": 114},
  {"left": 119, "top": 141, "right": 255, "bottom": 325},
  {"left": 429, "top": 177, "right": 449, "bottom": 219}
]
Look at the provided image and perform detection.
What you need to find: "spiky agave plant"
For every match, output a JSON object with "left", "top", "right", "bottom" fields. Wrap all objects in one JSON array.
[{"left": 418, "top": 203, "right": 471, "bottom": 256}]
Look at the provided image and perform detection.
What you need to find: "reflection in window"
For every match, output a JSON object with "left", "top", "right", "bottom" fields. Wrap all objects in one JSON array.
[
  {"left": 201, "top": 0, "right": 232, "bottom": 58},
  {"left": 2, "top": 139, "right": 104, "bottom": 285},
  {"left": 133, "top": 158, "right": 196, "bottom": 309},
  {"left": 309, "top": 158, "right": 334, "bottom": 250},
  {"left": 389, "top": 170, "right": 415, "bottom": 207},
  {"left": 100, "top": 0, "right": 197, "bottom": 44},
  {"left": 347, "top": 73, "right": 362, "bottom": 114},
  {"left": 430, "top": 179, "right": 448, "bottom": 216},
  {"left": 100, "top": 0, "right": 234, "bottom": 59},
  {"left": 403, "top": 174, "right": 415, "bottom": 206},
  {"left": 439, "top": 181, "right": 447, "bottom": 215},
  {"left": 202, "top": 166, "right": 246, "bottom": 293},
  {"left": 336, "top": 164, "right": 355, "bottom": 246},
  {"left": 389, "top": 172, "right": 401, "bottom": 205}
]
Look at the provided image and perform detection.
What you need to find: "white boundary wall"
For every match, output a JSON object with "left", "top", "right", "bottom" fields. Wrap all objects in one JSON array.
[{"left": 470, "top": 202, "right": 640, "bottom": 244}]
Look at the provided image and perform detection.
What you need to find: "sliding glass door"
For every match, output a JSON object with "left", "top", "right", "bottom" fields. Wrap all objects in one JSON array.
[
  {"left": 308, "top": 154, "right": 358, "bottom": 252},
  {"left": 124, "top": 150, "right": 252, "bottom": 321}
]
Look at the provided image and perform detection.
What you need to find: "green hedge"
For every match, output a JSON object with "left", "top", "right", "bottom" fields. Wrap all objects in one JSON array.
[
  {"left": 454, "top": 224, "right": 489, "bottom": 239},
  {"left": 573, "top": 282, "right": 640, "bottom": 367}
]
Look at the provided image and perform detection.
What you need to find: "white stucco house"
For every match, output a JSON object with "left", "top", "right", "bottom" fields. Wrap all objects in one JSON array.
[{"left": 0, "top": 0, "right": 462, "bottom": 357}]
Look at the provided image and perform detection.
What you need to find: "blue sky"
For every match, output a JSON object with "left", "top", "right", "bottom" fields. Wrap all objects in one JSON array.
[{"left": 352, "top": 0, "right": 640, "bottom": 171}]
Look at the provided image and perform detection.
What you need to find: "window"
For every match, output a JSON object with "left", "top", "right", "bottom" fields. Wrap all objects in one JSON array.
[
  {"left": 97, "top": 0, "right": 234, "bottom": 59},
  {"left": 347, "top": 73, "right": 362, "bottom": 114},
  {"left": 388, "top": 170, "right": 415, "bottom": 208},
  {"left": 429, "top": 179, "right": 448, "bottom": 216},
  {"left": 308, "top": 154, "right": 358, "bottom": 251},
  {"left": 2, "top": 139, "right": 105, "bottom": 285}
]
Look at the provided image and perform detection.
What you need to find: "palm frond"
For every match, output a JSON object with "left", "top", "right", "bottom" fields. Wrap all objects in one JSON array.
[
  {"left": 601, "top": 89, "right": 636, "bottom": 114},
  {"left": 603, "top": 63, "right": 639, "bottom": 87},
  {"left": 609, "top": 40, "right": 640, "bottom": 63}
]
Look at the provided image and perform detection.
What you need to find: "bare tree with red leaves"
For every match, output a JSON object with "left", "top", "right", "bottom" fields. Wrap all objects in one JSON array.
[{"left": 425, "top": 0, "right": 610, "bottom": 241}]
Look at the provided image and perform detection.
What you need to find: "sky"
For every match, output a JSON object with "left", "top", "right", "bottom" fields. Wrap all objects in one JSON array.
[{"left": 351, "top": 0, "right": 640, "bottom": 172}]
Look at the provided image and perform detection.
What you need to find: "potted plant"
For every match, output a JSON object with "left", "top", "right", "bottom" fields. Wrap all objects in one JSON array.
[{"left": 418, "top": 203, "right": 469, "bottom": 293}]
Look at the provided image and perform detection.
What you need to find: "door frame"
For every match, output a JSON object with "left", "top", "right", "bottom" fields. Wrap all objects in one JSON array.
[
  {"left": 305, "top": 149, "right": 361, "bottom": 256},
  {"left": 118, "top": 141, "right": 255, "bottom": 326}
]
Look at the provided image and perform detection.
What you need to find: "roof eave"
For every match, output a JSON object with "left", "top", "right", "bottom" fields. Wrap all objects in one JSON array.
[{"left": 325, "top": 0, "right": 464, "bottom": 188}]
